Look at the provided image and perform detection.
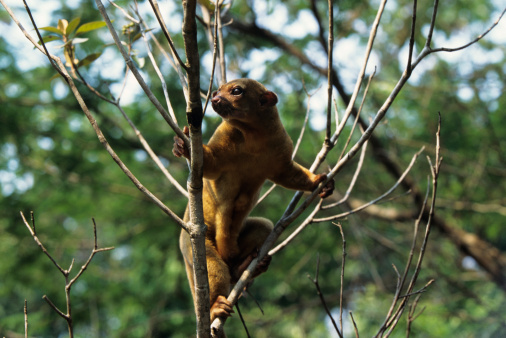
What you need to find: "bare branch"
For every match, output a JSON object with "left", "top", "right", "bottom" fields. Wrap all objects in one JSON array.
[
  {"left": 337, "top": 69, "right": 375, "bottom": 163},
  {"left": 308, "top": 254, "right": 343, "bottom": 338},
  {"left": 269, "top": 199, "right": 323, "bottom": 256},
  {"left": 68, "top": 219, "right": 114, "bottom": 288},
  {"left": 425, "top": 0, "right": 440, "bottom": 47},
  {"left": 325, "top": 0, "right": 334, "bottom": 144},
  {"left": 63, "top": 6, "right": 188, "bottom": 198},
  {"left": 431, "top": 7, "right": 506, "bottom": 53},
  {"left": 330, "top": 0, "right": 386, "bottom": 146},
  {"left": 337, "top": 223, "right": 347, "bottom": 335},
  {"left": 2, "top": 0, "right": 187, "bottom": 230},
  {"left": 406, "top": 0, "right": 418, "bottom": 75},
  {"left": 314, "top": 147, "right": 424, "bottom": 223},
  {"left": 377, "top": 114, "right": 442, "bottom": 337},
  {"left": 216, "top": 2, "right": 227, "bottom": 84},
  {"left": 406, "top": 294, "right": 426, "bottom": 337},
  {"left": 29, "top": 211, "right": 36, "bottom": 235},
  {"left": 22, "top": 214, "right": 114, "bottom": 338},
  {"left": 399, "top": 279, "right": 435, "bottom": 299},
  {"left": 95, "top": 0, "right": 189, "bottom": 145},
  {"left": 148, "top": 0, "right": 188, "bottom": 71},
  {"left": 137, "top": 8, "right": 179, "bottom": 124},
  {"left": 108, "top": 0, "right": 139, "bottom": 23},
  {"left": 42, "top": 295, "right": 68, "bottom": 320},
  {"left": 24, "top": 300, "right": 28, "bottom": 338},
  {"left": 350, "top": 311, "right": 359, "bottom": 338},
  {"left": 376, "top": 176, "right": 431, "bottom": 335},
  {"left": 201, "top": 2, "right": 220, "bottom": 115},
  {"left": 20, "top": 212, "right": 66, "bottom": 276},
  {"left": 413, "top": 5, "right": 506, "bottom": 70},
  {"left": 322, "top": 140, "right": 368, "bottom": 210}
]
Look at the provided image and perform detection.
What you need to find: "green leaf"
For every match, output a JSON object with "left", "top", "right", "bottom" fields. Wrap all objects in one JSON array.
[
  {"left": 39, "top": 26, "right": 62, "bottom": 35},
  {"left": 77, "top": 52, "right": 102, "bottom": 68},
  {"left": 76, "top": 21, "right": 107, "bottom": 34},
  {"left": 37, "top": 35, "right": 61, "bottom": 45},
  {"left": 132, "top": 32, "right": 143, "bottom": 43},
  {"left": 66, "top": 17, "right": 81, "bottom": 35}
]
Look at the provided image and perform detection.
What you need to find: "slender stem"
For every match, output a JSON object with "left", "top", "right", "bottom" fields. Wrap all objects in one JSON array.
[
  {"left": 148, "top": 0, "right": 188, "bottom": 70},
  {"left": 314, "top": 147, "right": 424, "bottom": 223},
  {"left": 95, "top": 0, "right": 189, "bottom": 144},
  {"left": 325, "top": 0, "right": 334, "bottom": 144}
]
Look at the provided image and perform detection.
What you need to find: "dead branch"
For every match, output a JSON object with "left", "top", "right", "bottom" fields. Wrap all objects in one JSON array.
[
  {"left": 308, "top": 254, "right": 343, "bottom": 338},
  {"left": 20, "top": 213, "right": 113, "bottom": 338},
  {"left": 95, "top": 0, "right": 188, "bottom": 145},
  {"left": 24, "top": 300, "right": 28, "bottom": 338},
  {"left": 315, "top": 147, "right": 424, "bottom": 223},
  {"left": 1, "top": 0, "right": 187, "bottom": 230},
  {"left": 325, "top": 0, "right": 334, "bottom": 145},
  {"left": 337, "top": 223, "right": 347, "bottom": 335},
  {"left": 376, "top": 114, "right": 442, "bottom": 337}
]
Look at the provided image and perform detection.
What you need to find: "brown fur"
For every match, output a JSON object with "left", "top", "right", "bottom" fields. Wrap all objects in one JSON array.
[{"left": 173, "top": 78, "right": 334, "bottom": 321}]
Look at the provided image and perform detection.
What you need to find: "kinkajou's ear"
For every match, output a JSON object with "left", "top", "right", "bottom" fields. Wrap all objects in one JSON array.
[{"left": 259, "top": 91, "right": 278, "bottom": 107}]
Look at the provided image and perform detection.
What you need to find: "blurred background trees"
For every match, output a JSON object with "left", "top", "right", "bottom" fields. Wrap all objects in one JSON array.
[{"left": 0, "top": 0, "right": 505, "bottom": 336}]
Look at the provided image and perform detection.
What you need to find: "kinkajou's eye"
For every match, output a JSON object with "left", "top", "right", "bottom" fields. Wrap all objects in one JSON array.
[{"left": 231, "top": 87, "right": 243, "bottom": 95}]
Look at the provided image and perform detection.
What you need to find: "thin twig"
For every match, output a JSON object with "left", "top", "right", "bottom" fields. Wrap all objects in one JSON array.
[
  {"left": 217, "top": 0, "right": 227, "bottom": 84},
  {"left": 64, "top": 4, "right": 188, "bottom": 198},
  {"left": 136, "top": 6, "right": 178, "bottom": 124},
  {"left": 147, "top": 0, "right": 189, "bottom": 99},
  {"left": 24, "top": 300, "right": 28, "bottom": 338},
  {"left": 4, "top": 0, "right": 187, "bottom": 229},
  {"left": 376, "top": 176, "right": 430, "bottom": 335},
  {"left": 68, "top": 220, "right": 114, "bottom": 287},
  {"left": 95, "top": 0, "right": 189, "bottom": 144},
  {"left": 330, "top": 0, "right": 386, "bottom": 146},
  {"left": 336, "top": 223, "right": 346, "bottom": 335},
  {"left": 235, "top": 301, "right": 251, "bottom": 338},
  {"left": 399, "top": 279, "right": 435, "bottom": 299},
  {"left": 431, "top": 7, "right": 506, "bottom": 53},
  {"left": 337, "top": 69, "right": 375, "bottom": 162},
  {"left": 279, "top": 0, "right": 388, "bottom": 222},
  {"left": 42, "top": 295, "right": 68, "bottom": 320},
  {"left": 23, "top": 214, "right": 114, "bottom": 338},
  {"left": 147, "top": 0, "right": 187, "bottom": 70},
  {"left": 315, "top": 147, "right": 424, "bottom": 222},
  {"left": 322, "top": 139, "right": 368, "bottom": 210},
  {"left": 350, "top": 311, "right": 359, "bottom": 338},
  {"left": 308, "top": 254, "right": 343, "bottom": 338},
  {"left": 325, "top": 0, "right": 334, "bottom": 144},
  {"left": 202, "top": 1, "right": 220, "bottom": 115},
  {"left": 20, "top": 212, "right": 66, "bottom": 275},
  {"left": 381, "top": 114, "right": 442, "bottom": 337},
  {"left": 425, "top": 0, "right": 439, "bottom": 47},
  {"left": 269, "top": 199, "right": 323, "bottom": 255},
  {"left": 406, "top": 294, "right": 426, "bottom": 338},
  {"left": 406, "top": 0, "right": 418, "bottom": 75}
]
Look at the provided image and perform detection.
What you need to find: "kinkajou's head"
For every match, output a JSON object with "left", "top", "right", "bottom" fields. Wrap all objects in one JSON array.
[{"left": 211, "top": 79, "right": 278, "bottom": 123}]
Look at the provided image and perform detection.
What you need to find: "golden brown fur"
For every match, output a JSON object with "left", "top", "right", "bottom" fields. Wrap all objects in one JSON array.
[{"left": 173, "top": 78, "right": 334, "bottom": 321}]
